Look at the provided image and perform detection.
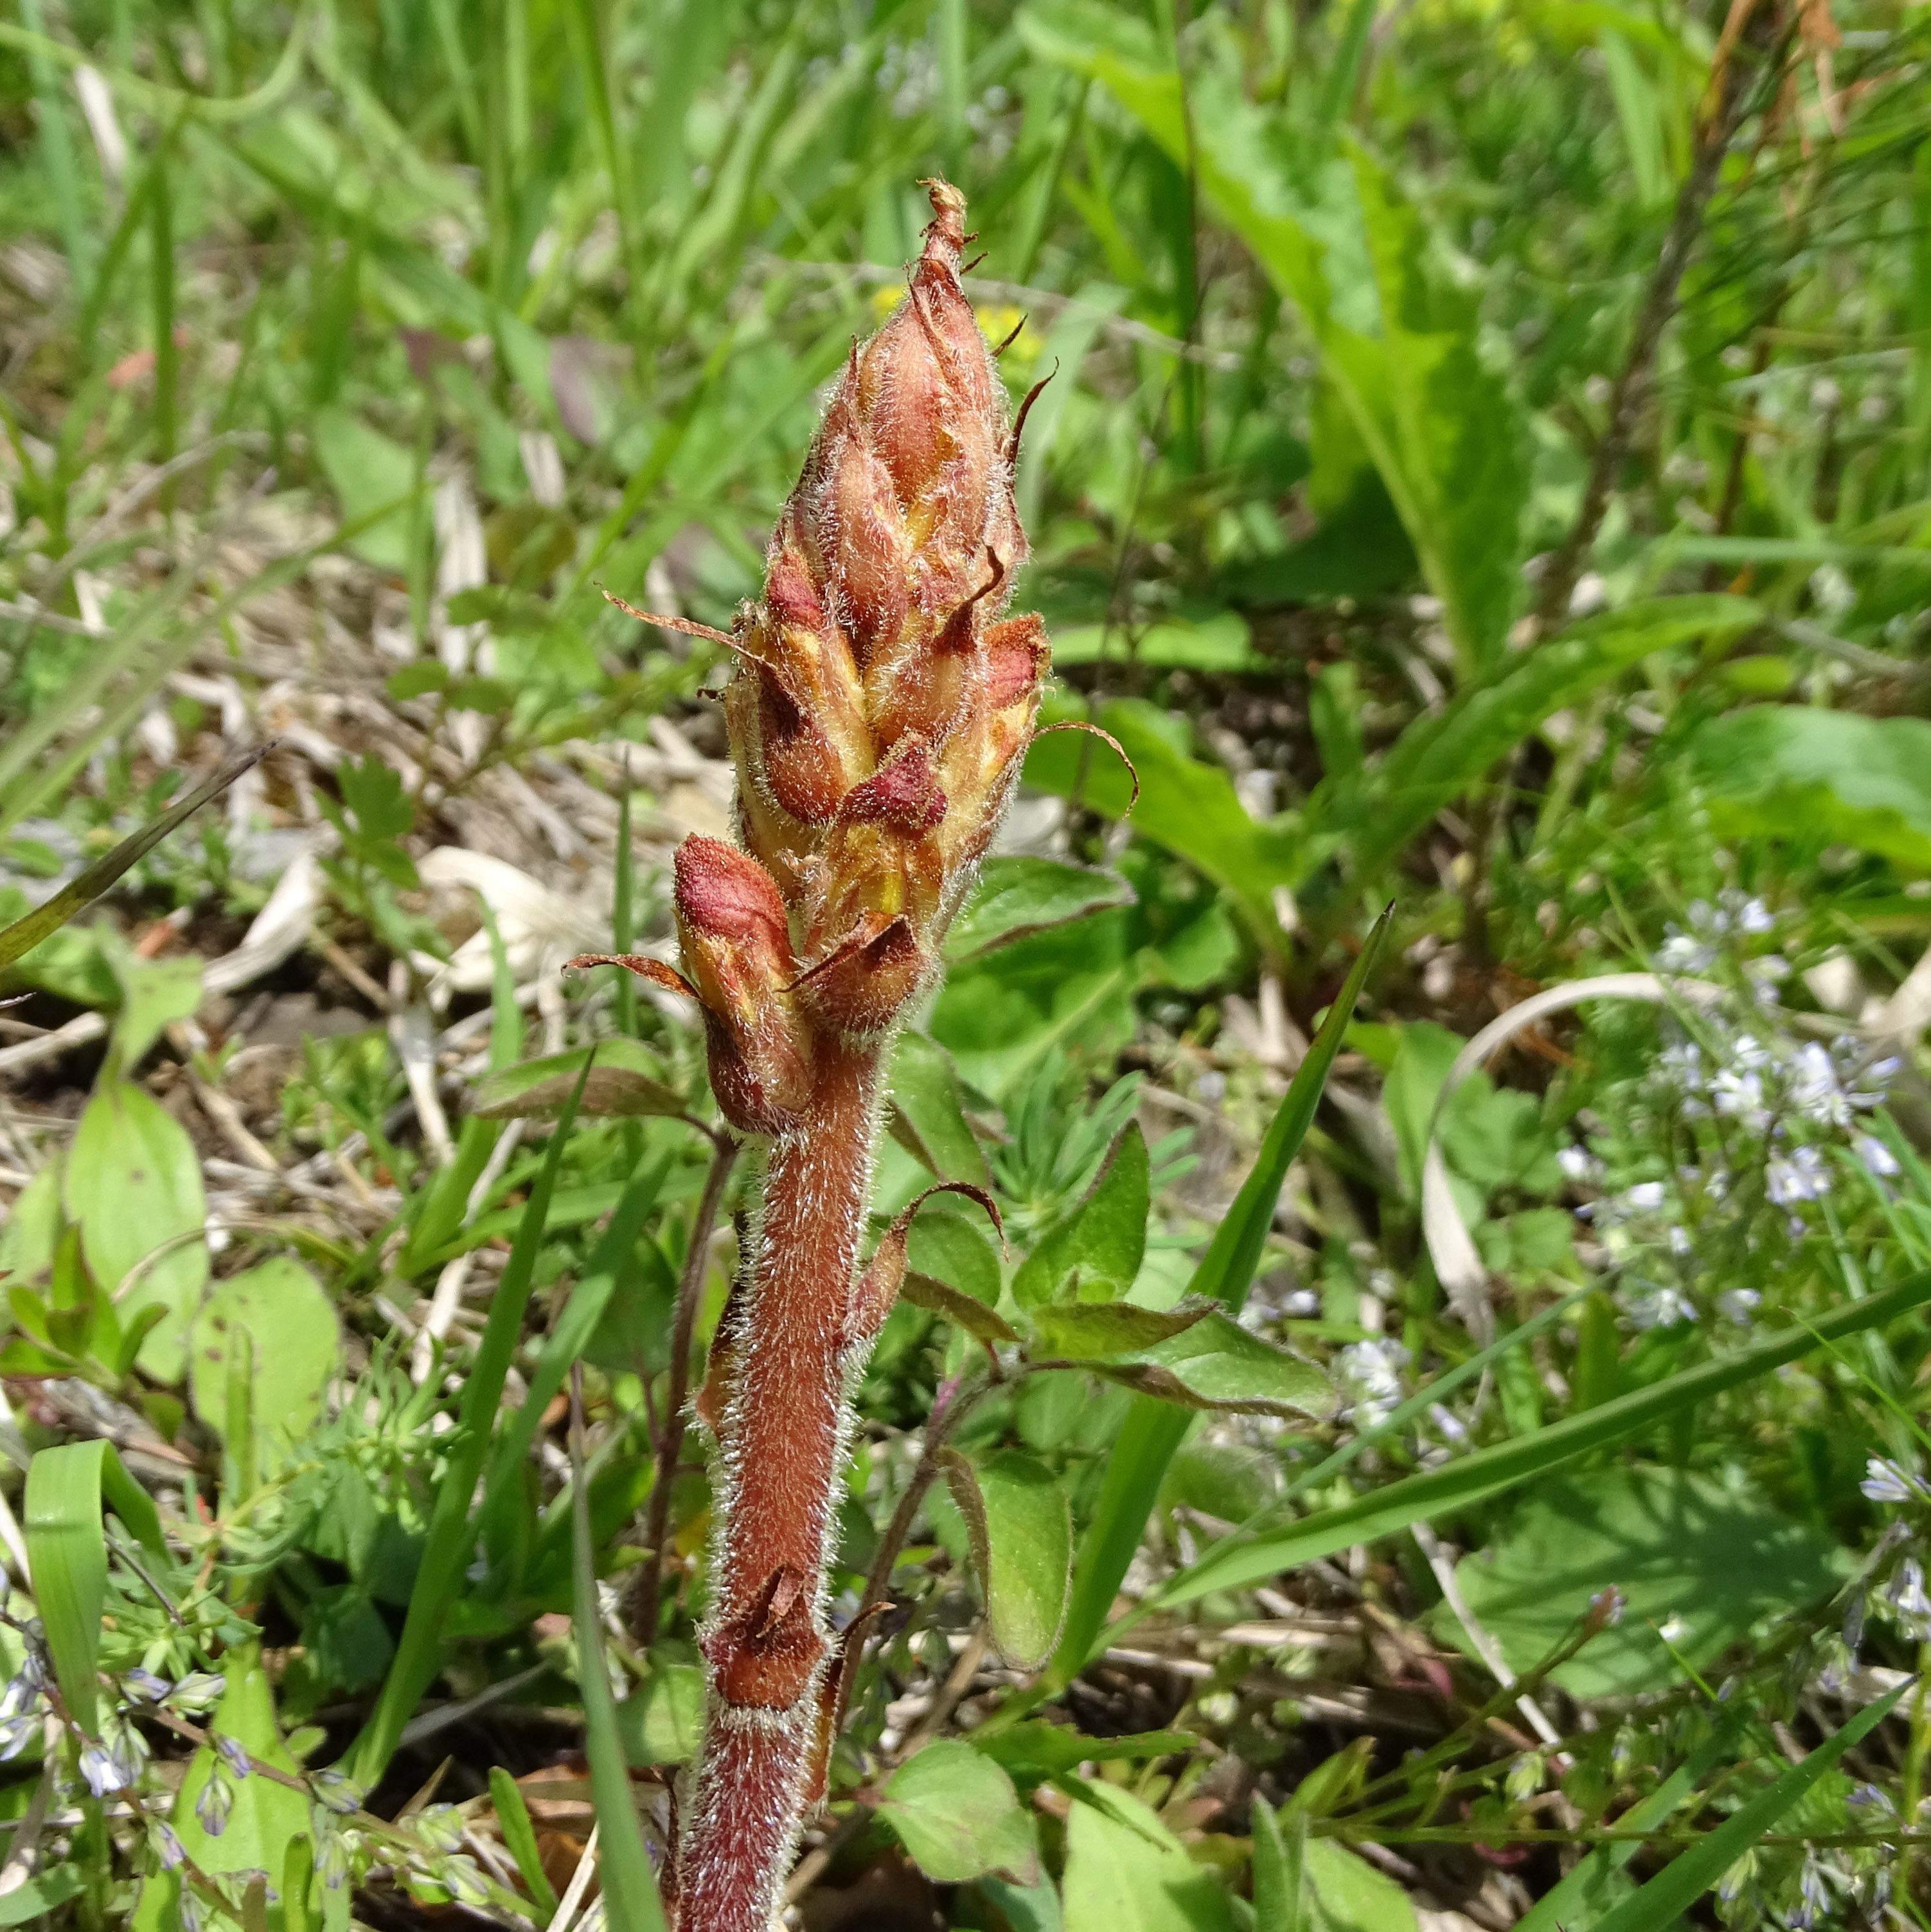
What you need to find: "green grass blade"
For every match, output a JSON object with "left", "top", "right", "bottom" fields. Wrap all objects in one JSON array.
[
  {"left": 1152, "top": 1287, "right": 1586, "bottom": 1618},
  {"left": 24, "top": 1440, "right": 165, "bottom": 1734},
  {"left": 150, "top": 138, "right": 177, "bottom": 493},
  {"left": 489, "top": 1764, "right": 559, "bottom": 1916},
  {"left": 0, "top": 745, "right": 269, "bottom": 970},
  {"left": 478, "top": 1153, "right": 673, "bottom": 1544},
  {"left": 1044, "top": 909, "right": 1391, "bottom": 1690},
  {"left": 571, "top": 1378, "right": 668, "bottom": 1932},
  {"left": 1515, "top": 1714, "right": 1747, "bottom": 1932},
  {"left": 344, "top": 1055, "right": 596, "bottom": 1784},
  {"left": 1164, "top": 1269, "right": 1931, "bottom": 1606},
  {"left": 15, "top": 0, "right": 88, "bottom": 305},
  {"left": 1587, "top": 1680, "right": 1911, "bottom": 1932}
]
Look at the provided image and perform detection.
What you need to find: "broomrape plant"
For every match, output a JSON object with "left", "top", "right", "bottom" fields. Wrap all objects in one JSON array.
[{"left": 579, "top": 180, "right": 1060, "bottom": 1932}]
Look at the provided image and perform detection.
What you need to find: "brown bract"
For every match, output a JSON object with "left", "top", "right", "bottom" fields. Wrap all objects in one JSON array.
[{"left": 654, "top": 175, "right": 1047, "bottom": 1104}]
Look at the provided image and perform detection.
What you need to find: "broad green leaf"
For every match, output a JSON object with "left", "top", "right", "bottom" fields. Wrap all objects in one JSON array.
[
  {"left": 1344, "top": 596, "right": 1762, "bottom": 880},
  {"left": 1019, "top": 3, "right": 1528, "bottom": 675},
  {"left": 100, "top": 931, "right": 203, "bottom": 1073},
  {"left": 618, "top": 1663, "right": 706, "bottom": 1766},
  {"left": 977, "top": 1725, "right": 1198, "bottom": 1779},
  {"left": 902, "top": 1270, "right": 1020, "bottom": 1346},
  {"left": 0, "top": 1869, "right": 84, "bottom": 1924},
  {"left": 1044, "top": 912, "right": 1389, "bottom": 1692},
  {"left": 1446, "top": 1467, "right": 1845, "bottom": 1697},
  {"left": 889, "top": 1030, "right": 993, "bottom": 1186},
  {"left": 1588, "top": 1681, "right": 1910, "bottom": 1932},
  {"left": 1162, "top": 1442, "right": 1280, "bottom": 1525},
  {"left": 1022, "top": 697, "right": 1304, "bottom": 942},
  {"left": 474, "top": 1039, "right": 685, "bottom": 1120},
  {"left": 1029, "top": 1298, "right": 1211, "bottom": 1359},
  {"left": 172, "top": 1648, "right": 311, "bottom": 1881},
  {"left": 907, "top": 1206, "right": 1003, "bottom": 1305},
  {"left": 24, "top": 1439, "right": 166, "bottom": 1733},
  {"left": 63, "top": 1080, "right": 208, "bottom": 1381},
  {"left": 932, "top": 913, "right": 1143, "bottom": 1101},
  {"left": 946, "top": 857, "right": 1135, "bottom": 964},
  {"left": 0, "top": 1165, "right": 59, "bottom": 1287},
  {"left": 1301, "top": 1841, "right": 1415, "bottom": 1932},
  {"left": 311, "top": 404, "right": 416, "bottom": 569},
  {"left": 1160, "top": 1269, "right": 1931, "bottom": 1605},
  {"left": 0, "top": 747, "right": 267, "bottom": 972},
  {"left": 1060, "top": 1780, "right": 1233, "bottom": 1932},
  {"left": 1107, "top": 1312, "right": 1332, "bottom": 1419},
  {"left": 1691, "top": 703, "right": 1931, "bottom": 870},
  {"left": 1049, "top": 612, "right": 1264, "bottom": 674},
  {"left": 1013, "top": 1124, "right": 1149, "bottom": 1308},
  {"left": 880, "top": 1740, "right": 1038, "bottom": 1884},
  {"left": 975, "top": 1451, "right": 1074, "bottom": 1669},
  {"left": 188, "top": 1258, "right": 342, "bottom": 1474}
]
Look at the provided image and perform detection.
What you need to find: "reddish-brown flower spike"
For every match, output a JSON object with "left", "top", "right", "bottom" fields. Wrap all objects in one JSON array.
[{"left": 606, "top": 178, "right": 1051, "bottom": 1932}]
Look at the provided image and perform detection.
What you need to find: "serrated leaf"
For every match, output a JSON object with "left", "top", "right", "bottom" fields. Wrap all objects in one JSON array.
[
  {"left": 1446, "top": 1466, "right": 1845, "bottom": 1697},
  {"left": 1013, "top": 1123, "right": 1149, "bottom": 1308},
  {"left": 1690, "top": 703, "right": 1931, "bottom": 869},
  {"left": 474, "top": 1039, "right": 684, "bottom": 1120},
  {"left": 880, "top": 1740, "right": 1038, "bottom": 1884}
]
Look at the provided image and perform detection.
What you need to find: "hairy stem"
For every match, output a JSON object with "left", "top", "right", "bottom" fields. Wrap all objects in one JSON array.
[{"left": 677, "top": 1044, "right": 883, "bottom": 1932}]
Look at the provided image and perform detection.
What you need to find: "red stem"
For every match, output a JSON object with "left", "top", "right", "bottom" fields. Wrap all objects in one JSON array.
[{"left": 677, "top": 1042, "right": 882, "bottom": 1932}]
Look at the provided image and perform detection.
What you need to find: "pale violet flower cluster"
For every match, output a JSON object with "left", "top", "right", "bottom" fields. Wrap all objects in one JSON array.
[
  {"left": 1335, "top": 1337, "right": 1410, "bottom": 1430},
  {"left": 1560, "top": 947, "right": 1902, "bottom": 1332}
]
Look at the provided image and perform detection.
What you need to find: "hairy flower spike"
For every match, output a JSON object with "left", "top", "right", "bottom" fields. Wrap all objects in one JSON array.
[{"left": 589, "top": 180, "right": 1049, "bottom": 1932}]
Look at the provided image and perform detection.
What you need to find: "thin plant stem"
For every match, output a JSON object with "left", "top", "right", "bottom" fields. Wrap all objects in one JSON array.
[
  {"left": 832, "top": 1373, "right": 994, "bottom": 1735},
  {"left": 1529, "top": 10, "right": 1777, "bottom": 634},
  {"left": 634, "top": 1129, "right": 740, "bottom": 1648}
]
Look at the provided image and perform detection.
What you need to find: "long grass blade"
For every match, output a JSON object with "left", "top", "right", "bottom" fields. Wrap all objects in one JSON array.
[
  {"left": 23, "top": 1440, "right": 167, "bottom": 1733},
  {"left": 1587, "top": 1681, "right": 1910, "bottom": 1932},
  {"left": 0, "top": 744, "right": 270, "bottom": 970},
  {"left": 1164, "top": 1268, "right": 1931, "bottom": 1606},
  {"left": 570, "top": 1368, "right": 668, "bottom": 1932},
  {"left": 345, "top": 1055, "right": 596, "bottom": 1783},
  {"left": 1045, "top": 909, "right": 1392, "bottom": 1690}
]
